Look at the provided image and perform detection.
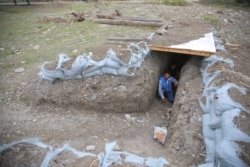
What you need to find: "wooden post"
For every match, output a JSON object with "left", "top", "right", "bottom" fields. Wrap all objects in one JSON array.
[
  {"left": 13, "top": 0, "right": 30, "bottom": 5},
  {"left": 96, "top": 15, "right": 164, "bottom": 23},
  {"left": 107, "top": 37, "right": 146, "bottom": 42},
  {"left": 156, "top": 21, "right": 171, "bottom": 35},
  {"left": 94, "top": 19, "right": 164, "bottom": 27}
]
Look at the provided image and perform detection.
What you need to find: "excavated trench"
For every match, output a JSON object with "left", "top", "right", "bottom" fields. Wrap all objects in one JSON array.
[
  {"left": 7, "top": 48, "right": 249, "bottom": 167},
  {"left": 20, "top": 48, "right": 195, "bottom": 114},
  {"left": 154, "top": 51, "right": 205, "bottom": 165},
  {"left": 6, "top": 49, "right": 249, "bottom": 166},
  {"left": 4, "top": 50, "right": 207, "bottom": 167}
]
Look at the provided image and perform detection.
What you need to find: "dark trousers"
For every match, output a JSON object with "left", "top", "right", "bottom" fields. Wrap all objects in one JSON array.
[{"left": 164, "top": 90, "right": 174, "bottom": 103}]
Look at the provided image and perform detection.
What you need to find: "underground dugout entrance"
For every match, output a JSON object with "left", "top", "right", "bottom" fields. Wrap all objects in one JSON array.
[
  {"left": 155, "top": 52, "right": 192, "bottom": 100},
  {"left": 152, "top": 50, "right": 210, "bottom": 148},
  {"left": 149, "top": 32, "right": 216, "bottom": 101}
]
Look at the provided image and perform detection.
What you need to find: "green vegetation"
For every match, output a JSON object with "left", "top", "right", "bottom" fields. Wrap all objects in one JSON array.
[
  {"left": 0, "top": 6, "right": 25, "bottom": 13},
  {"left": 203, "top": 15, "right": 219, "bottom": 27},
  {"left": 199, "top": 0, "right": 249, "bottom": 7},
  {"left": 70, "top": 3, "right": 88, "bottom": 10},
  {"left": 163, "top": 0, "right": 186, "bottom": 6},
  {"left": 0, "top": 3, "right": 153, "bottom": 74},
  {"left": 143, "top": 0, "right": 164, "bottom": 5}
]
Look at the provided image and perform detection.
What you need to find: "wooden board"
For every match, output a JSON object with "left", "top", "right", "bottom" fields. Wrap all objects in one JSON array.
[
  {"left": 148, "top": 45, "right": 214, "bottom": 57},
  {"left": 96, "top": 15, "right": 164, "bottom": 23}
]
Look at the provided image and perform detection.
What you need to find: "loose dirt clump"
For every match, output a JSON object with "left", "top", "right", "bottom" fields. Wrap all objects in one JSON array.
[{"left": 38, "top": 10, "right": 85, "bottom": 23}]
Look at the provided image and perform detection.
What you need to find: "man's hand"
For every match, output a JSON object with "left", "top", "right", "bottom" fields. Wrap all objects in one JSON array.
[{"left": 162, "top": 98, "right": 167, "bottom": 103}]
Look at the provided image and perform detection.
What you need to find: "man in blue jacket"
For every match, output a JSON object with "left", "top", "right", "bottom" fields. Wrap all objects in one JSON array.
[{"left": 158, "top": 72, "right": 178, "bottom": 103}]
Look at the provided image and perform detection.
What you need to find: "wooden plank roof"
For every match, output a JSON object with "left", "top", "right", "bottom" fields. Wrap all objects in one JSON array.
[
  {"left": 148, "top": 19, "right": 216, "bottom": 56},
  {"left": 148, "top": 32, "right": 216, "bottom": 57}
]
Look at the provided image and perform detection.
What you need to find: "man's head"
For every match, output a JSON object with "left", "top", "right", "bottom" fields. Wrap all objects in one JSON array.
[{"left": 164, "top": 72, "right": 170, "bottom": 79}]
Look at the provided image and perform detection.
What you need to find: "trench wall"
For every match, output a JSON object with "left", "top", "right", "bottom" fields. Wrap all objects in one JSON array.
[
  {"left": 20, "top": 51, "right": 170, "bottom": 112},
  {"left": 166, "top": 56, "right": 205, "bottom": 166}
]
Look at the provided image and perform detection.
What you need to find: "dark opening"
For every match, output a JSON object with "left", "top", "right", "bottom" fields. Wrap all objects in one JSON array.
[{"left": 164, "top": 53, "right": 191, "bottom": 81}]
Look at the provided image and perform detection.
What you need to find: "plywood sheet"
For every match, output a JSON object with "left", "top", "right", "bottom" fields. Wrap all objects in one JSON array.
[{"left": 148, "top": 19, "right": 216, "bottom": 56}]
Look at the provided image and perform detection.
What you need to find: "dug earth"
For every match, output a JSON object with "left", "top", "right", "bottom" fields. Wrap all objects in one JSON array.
[{"left": 0, "top": 2, "right": 249, "bottom": 167}]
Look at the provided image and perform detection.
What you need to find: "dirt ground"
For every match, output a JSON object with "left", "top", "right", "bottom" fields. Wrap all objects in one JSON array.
[{"left": 0, "top": 1, "right": 249, "bottom": 167}]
